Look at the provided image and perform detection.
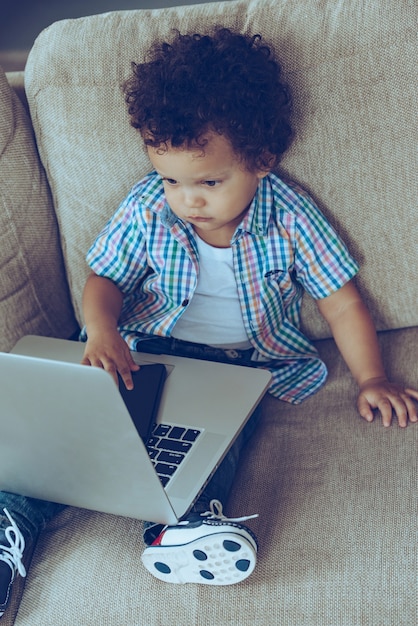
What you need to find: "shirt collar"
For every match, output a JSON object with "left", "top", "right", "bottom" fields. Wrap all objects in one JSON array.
[
  {"left": 140, "top": 173, "right": 175, "bottom": 227},
  {"left": 237, "top": 175, "right": 273, "bottom": 238}
]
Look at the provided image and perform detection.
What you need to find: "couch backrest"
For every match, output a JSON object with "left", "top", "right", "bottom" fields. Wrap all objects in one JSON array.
[{"left": 24, "top": 0, "right": 418, "bottom": 338}]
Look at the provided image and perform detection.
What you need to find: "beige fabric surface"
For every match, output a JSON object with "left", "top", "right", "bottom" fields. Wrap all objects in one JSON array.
[
  {"left": 11, "top": 327, "right": 418, "bottom": 626},
  {"left": 0, "top": 66, "right": 78, "bottom": 352},
  {"left": 24, "top": 0, "right": 418, "bottom": 338},
  {"left": 4, "top": 72, "right": 28, "bottom": 113}
]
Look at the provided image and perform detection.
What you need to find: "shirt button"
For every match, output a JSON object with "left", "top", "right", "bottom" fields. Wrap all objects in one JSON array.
[{"left": 181, "top": 299, "right": 189, "bottom": 307}]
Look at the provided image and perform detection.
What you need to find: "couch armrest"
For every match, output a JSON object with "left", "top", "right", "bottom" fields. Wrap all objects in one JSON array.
[{"left": 0, "top": 66, "right": 79, "bottom": 352}]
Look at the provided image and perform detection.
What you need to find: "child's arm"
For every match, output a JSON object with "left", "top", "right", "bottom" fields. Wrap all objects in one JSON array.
[
  {"left": 316, "top": 280, "right": 418, "bottom": 427},
  {"left": 81, "top": 272, "right": 139, "bottom": 389}
]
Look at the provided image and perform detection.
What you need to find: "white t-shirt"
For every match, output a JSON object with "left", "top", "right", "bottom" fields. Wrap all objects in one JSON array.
[{"left": 172, "top": 235, "right": 251, "bottom": 349}]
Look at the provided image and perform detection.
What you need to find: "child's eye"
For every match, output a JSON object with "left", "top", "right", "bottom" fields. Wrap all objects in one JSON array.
[
  {"left": 162, "top": 178, "right": 177, "bottom": 186},
  {"left": 202, "top": 180, "right": 220, "bottom": 187}
]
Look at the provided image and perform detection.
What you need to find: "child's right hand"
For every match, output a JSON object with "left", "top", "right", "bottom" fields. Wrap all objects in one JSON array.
[{"left": 81, "top": 328, "right": 139, "bottom": 390}]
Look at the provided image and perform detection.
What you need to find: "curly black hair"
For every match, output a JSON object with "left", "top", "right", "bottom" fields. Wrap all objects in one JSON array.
[{"left": 124, "top": 28, "right": 292, "bottom": 172}]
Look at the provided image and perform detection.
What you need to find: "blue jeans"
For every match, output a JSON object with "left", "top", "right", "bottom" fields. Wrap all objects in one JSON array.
[{"left": 0, "top": 336, "right": 263, "bottom": 546}]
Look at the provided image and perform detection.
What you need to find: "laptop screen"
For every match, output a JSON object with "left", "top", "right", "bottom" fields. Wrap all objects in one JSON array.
[{"left": 118, "top": 364, "right": 167, "bottom": 443}]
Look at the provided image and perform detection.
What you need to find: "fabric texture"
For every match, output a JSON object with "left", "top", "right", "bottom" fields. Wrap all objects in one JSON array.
[
  {"left": 24, "top": 0, "right": 418, "bottom": 337},
  {"left": 0, "top": 67, "right": 78, "bottom": 352}
]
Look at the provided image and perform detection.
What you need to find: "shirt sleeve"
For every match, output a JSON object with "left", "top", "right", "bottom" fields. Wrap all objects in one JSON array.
[
  {"left": 292, "top": 191, "right": 360, "bottom": 299},
  {"left": 86, "top": 190, "right": 148, "bottom": 294}
]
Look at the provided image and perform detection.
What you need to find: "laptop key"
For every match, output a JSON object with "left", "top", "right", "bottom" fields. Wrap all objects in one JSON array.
[
  {"left": 158, "top": 451, "right": 184, "bottom": 465},
  {"left": 183, "top": 429, "right": 201, "bottom": 442},
  {"left": 153, "top": 424, "right": 171, "bottom": 437},
  {"left": 155, "top": 463, "right": 178, "bottom": 476},
  {"left": 167, "top": 426, "right": 186, "bottom": 439},
  {"left": 157, "top": 439, "right": 192, "bottom": 453}
]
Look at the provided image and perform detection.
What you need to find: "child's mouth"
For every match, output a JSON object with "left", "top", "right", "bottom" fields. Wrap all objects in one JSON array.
[{"left": 188, "top": 216, "right": 211, "bottom": 223}]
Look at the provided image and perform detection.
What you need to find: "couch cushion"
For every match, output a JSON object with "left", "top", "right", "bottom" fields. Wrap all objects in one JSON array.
[
  {"left": 13, "top": 327, "right": 418, "bottom": 626},
  {"left": 24, "top": 0, "right": 418, "bottom": 337},
  {"left": 0, "top": 66, "right": 78, "bottom": 352}
]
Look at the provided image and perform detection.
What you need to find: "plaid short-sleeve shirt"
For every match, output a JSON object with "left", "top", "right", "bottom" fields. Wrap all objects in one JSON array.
[{"left": 86, "top": 172, "right": 359, "bottom": 404}]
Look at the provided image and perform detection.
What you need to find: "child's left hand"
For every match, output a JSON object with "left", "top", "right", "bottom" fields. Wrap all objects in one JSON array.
[{"left": 357, "top": 377, "right": 418, "bottom": 427}]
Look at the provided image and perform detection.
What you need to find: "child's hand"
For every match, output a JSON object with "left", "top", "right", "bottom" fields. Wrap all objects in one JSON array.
[
  {"left": 81, "top": 328, "right": 139, "bottom": 390},
  {"left": 357, "top": 377, "right": 418, "bottom": 427}
]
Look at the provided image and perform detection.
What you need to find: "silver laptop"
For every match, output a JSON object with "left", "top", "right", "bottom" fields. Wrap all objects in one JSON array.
[{"left": 0, "top": 335, "right": 270, "bottom": 525}]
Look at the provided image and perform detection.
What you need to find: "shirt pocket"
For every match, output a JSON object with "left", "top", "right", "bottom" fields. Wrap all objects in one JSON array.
[{"left": 260, "top": 269, "right": 302, "bottom": 327}]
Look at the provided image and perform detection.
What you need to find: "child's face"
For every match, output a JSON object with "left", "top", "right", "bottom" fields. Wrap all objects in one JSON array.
[{"left": 147, "top": 133, "right": 268, "bottom": 247}]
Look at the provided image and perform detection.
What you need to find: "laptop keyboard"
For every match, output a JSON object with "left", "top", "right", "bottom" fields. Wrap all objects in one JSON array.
[{"left": 146, "top": 423, "right": 202, "bottom": 487}]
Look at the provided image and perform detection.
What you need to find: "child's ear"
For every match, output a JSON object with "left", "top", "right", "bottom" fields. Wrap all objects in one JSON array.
[
  {"left": 256, "top": 152, "right": 275, "bottom": 178},
  {"left": 256, "top": 168, "right": 270, "bottom": 180}
]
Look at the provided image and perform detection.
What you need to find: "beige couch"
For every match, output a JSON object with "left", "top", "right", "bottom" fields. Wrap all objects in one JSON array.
[{"left": 1, "top": 1, "right": 417, "bottom": 624}]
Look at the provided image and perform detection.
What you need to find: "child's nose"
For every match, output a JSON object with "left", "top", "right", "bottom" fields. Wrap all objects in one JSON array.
[{"left": 184, "top": 189, "right": 205, "bottom": 209}]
